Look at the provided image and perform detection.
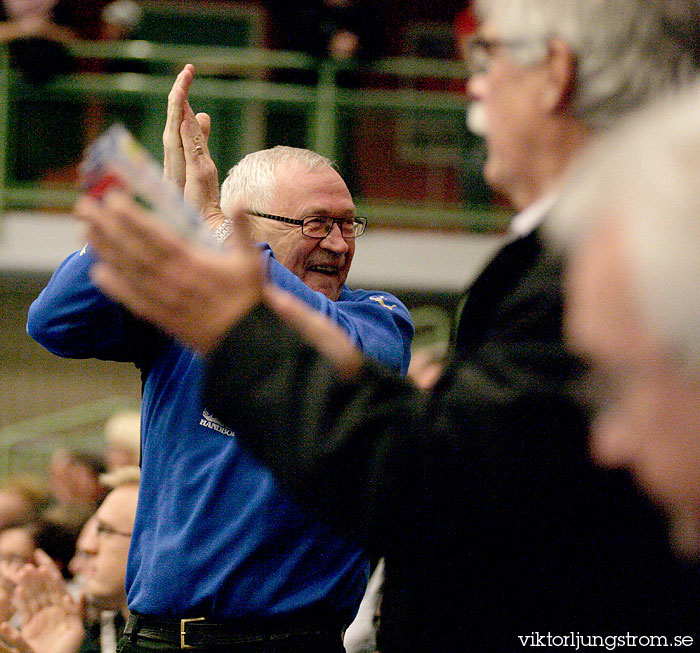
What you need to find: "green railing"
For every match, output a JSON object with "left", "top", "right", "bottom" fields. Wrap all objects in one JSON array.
[
  {"left": 0, "top": 40, "right": 509, "bottom": 232},
  {"left": 0, "top": 42, "right": 509, "bottom": 472},
  {"left": 0, "top": 396, "right": 138, "bottom": 480}
]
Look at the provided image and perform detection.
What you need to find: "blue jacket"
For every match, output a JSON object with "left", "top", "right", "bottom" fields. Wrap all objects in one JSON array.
[{"left": 27, "top": 244, "right": 413, "bottom": 621}]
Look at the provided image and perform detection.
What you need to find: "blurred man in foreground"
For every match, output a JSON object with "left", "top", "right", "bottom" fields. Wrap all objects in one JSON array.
[{"left": 549, "top": 80, "right": 700, "bottom": 547}]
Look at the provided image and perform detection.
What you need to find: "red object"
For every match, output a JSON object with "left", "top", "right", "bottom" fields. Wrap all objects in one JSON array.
[
  {"left": 454, "top": 5, "right": 478, "bottom": 39},
  {"left": 86, "top": 172, "right": 126, "bottom": 199}
]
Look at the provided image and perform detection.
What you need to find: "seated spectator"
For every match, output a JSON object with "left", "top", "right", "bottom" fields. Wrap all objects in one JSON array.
[
  {"left": 0, "top": 466, "right": 139, "bottom": 653},
  {"left": 0, "top": 477, "right": 52, "bottom": 531},
  {"left": 0, "top": 526, "right": 36, "bottom": 573},
  {"left": 1, "top": 0, "right": 111, "bottom": 183},
  {"left": 48, "top": 449, "right": 108, "bottom": 521},
  {"left": 81, "top": 467, "right": 138, "bottom": 618},
  {"left": 269, "top": 0, "right": 388, "bottom": 95},
  {"left": 99, "top": 0, "right": 141, "bottom": 42},
  {"left": 0, "top": 516, "right": 79, "bottom": 632},
  {"left": 274, "top": 0, "right": 387, "bottom": 63},
  {"left": 0, "top": 518, "right": 77, "bottom": 579},
  {"left": 0, "top": 488, "right": 33, "bottom": 531},
  {"left": 0, "top": 0, "right": 77, "bottom": 83}
]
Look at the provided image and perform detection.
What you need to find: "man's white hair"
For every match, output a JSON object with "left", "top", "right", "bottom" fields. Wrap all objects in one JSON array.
[
  {"left": 548, "top": 79, "right": 700, "bottom": 369},
  {"left": 220, "top": 146, "right": 334, "bottom": 217},
  {"left": 474, "top": 0, "right": 700, "bottom": 130}
]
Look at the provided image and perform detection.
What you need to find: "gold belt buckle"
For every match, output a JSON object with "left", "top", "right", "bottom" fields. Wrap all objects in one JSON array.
[{"left": 180, "top": 617, "right": 205, "bottom": 649}]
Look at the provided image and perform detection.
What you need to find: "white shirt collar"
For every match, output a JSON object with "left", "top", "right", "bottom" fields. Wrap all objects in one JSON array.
[{"left": 508, "top": 193, "right": 558, "bottom": 238}]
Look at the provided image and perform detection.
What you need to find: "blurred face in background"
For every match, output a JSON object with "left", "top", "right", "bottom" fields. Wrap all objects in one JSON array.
[
  {"left": 49, "top": 450, "right": 105, "bottom": 509},
  {"left": 0, "top": 526, "right": 35, "bottom": 570},
  {"left": 0, "top": 490, "right": 35, "bottom": 531}
]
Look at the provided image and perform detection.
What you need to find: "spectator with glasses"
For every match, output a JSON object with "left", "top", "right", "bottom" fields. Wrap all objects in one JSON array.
[
  {"left": 27, "top": 64, "right": 413, "bottom": 653},
  {"left": 215, "top": 146, "right": 369, "bottom": 304},
  {"left": 0, "top": 467, "right": 140, "bottom": 653}
]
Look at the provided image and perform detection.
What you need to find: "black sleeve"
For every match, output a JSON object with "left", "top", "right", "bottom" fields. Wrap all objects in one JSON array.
[
  {"left": 203, "top": 303, "right": 425, "bottom": 550},
  {"left": 202, "top": 303, "right": 700, "bottom": 643},
  {"left": 201, "top": 303, "right": 593, "bottom": 555}
]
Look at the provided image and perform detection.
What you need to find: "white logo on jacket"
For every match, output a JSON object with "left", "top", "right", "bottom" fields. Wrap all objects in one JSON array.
[{"left": 200, "top": 409, "right": 235, "bottom": 437}]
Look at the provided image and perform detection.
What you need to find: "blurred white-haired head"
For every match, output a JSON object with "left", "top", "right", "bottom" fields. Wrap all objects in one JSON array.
[{"left": 548, "top": 78, "right": 700, "bottom": 370}]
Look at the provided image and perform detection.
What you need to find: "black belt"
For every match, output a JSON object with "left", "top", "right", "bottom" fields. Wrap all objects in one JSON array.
[{"left": 124, "top": 613, "right": 345, "bottom": 650}]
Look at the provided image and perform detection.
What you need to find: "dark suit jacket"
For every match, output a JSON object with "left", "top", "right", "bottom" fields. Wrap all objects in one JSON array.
[{"left": 204, "top": 228, "right": 700, "bottom": 652}]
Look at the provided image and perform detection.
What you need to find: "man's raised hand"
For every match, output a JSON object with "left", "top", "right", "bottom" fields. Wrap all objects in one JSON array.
[{"left": 163, "top": 64, "right": 224, "bottom": 228}]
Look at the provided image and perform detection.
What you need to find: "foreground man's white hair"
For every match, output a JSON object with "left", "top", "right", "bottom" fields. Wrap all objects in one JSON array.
[{"left": 548, "top": 79, "right": 700, "bottom": 369}]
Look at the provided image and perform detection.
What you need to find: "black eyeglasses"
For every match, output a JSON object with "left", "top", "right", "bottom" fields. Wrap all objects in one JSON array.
[
  {"left": 465, "top": 36, "right": 543, "bottom": 76},
  {"left": 248, "top": 210, "right": 367, "bottom": 239},
  {"left": 96, "top": 520, "right": 132, "bottom": 538}
]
